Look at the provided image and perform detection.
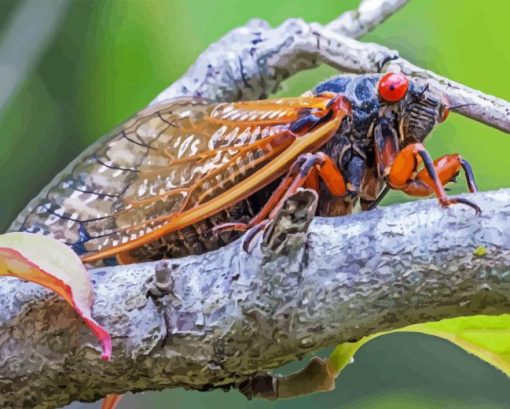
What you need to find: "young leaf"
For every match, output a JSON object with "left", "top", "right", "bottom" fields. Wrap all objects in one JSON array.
[
  {"left": 0, "top": 232, "right": 112, "bottom": 360},
  {"left": 403, "top": 315, "right": 510, "bottom": 375},
  {"left": 328, "top": 334, "right": 377, "bottom": 374},
  {"left": 328, "top": 315, "right": 510, "bottom": 379}
]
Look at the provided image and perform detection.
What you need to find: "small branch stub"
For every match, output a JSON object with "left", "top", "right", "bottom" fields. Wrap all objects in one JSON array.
[
  {"left": 147, "top": 261, "right": 177, "bottom": 298},
  {"left": 262, "top": 189, "right": 318, "bottom": 258}
]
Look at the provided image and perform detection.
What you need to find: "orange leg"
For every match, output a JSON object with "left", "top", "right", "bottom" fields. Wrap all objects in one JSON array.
[
  {"left": 413, "top": 153, "right": 478, "bottom": 194},
  {"left": 116, "top": 251, "right": 137, "bottom": 265},
  {"left": 303, "top": 167, "right": 320, "bottom": 191},
  {"left": 214, "top": 152, "right": 347, "bottom": 249},
  {"left": 387, "top": 143, "right": 480, "bottom": 213}
]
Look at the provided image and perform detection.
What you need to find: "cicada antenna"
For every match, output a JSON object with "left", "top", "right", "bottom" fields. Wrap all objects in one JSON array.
[{"left": 448, "top": 103, "right": 475, "bottom": 111}]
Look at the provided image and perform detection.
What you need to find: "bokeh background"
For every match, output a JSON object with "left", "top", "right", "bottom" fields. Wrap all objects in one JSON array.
[{"left": 0, "top": 0, "right": 509, "bottom": 408}]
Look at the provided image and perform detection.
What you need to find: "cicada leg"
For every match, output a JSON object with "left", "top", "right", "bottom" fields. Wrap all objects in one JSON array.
[
  {"left": 360, "top": 185, "right": 390, "bottom": 211},
  {"left": 214, "top": 151, "right": 347, "bottom": 251},
  {"left": 413, "top": 154, "right": 478, "bottom": 194},
  {"left": 385, "top": 143, "right": 481, "bottom": 214}
]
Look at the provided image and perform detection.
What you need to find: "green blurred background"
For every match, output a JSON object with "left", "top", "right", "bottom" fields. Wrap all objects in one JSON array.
[{"left": 0, "top": 0, "right": 509, "bottom": 408}]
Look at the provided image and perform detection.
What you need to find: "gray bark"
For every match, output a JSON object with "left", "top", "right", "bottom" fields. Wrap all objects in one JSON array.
[
  {"left": 325, "top": 0, "right": 410, "bottom": 37},
  {"left": 1, "top": 189, "right": 510, "bottom": 408}
]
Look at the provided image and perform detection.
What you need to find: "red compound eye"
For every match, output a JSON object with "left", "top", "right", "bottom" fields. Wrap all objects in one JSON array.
[{"left": 378, "top": 72, "right": 409, "bottom": 103}]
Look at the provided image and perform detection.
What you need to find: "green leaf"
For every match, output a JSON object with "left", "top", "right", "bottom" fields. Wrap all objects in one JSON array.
[
  {"left": 328, "top": 334, "right": 377, "bottom": 374},
  {"left": 0, "top": 232, "right": 112, "bottom": 360},
  {"left": 329, "top": 315, "right": 510, "bottom": 377}
]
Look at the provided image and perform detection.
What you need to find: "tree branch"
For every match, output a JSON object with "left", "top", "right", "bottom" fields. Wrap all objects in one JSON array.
[
  {"left": 152, "top": 5, "right": 510, "bottom": 133},
  {"left": 151, "top": 0, "right": 410, "bottom": 104},
  {"left": 325, "top": 0, "right": 410, "bottom": 37},
  {"left": 1, "top": 189, "right": 510, "bottom": 408}
]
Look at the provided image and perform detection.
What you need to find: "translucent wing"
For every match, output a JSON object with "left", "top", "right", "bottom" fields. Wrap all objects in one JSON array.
[{"left": 13, "top": 96, "right": 347, "bottom": 262}]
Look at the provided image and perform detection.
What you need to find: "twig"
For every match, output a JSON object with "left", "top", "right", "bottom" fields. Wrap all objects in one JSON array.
[
  {"left": 391, "top": 59, "right": 510, "bottom": 133},
  {"left": 151, "top": 0, "right": 409, "bottom": 105},
  {"left": 152, "top": 8, "right": 510, "bottom": 133},
  {"left": 325, "top": 0, "right": 410, "bottom": 37}
]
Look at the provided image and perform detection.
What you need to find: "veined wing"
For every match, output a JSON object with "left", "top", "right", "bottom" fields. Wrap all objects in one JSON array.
[{"left": 12, "top": 95, "right": 348, "bottom": 262}]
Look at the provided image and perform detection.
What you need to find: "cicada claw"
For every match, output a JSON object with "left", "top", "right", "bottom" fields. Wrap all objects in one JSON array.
[
  {"left": 443, "top": 197, "right": 482, "bottom": 216},
  {"left": 212, "top": 220, "right": 268, "bottom": 254},
  {"left": 241, "top": 220, "right": 270, "bottom": 254},
  {"left": 212, "top": 222, "right": 249, "bottom": 235}
]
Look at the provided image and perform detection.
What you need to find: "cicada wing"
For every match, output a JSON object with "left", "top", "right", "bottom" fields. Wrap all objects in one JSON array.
[
  {"left": 14, "top": 95, "right": 346, "bottom": 262},
  {"left": 209, "top": 96, "right": 341, "bottom": 126}
]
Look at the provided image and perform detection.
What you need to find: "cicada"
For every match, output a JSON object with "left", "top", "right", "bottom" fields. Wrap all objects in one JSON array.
[{"left": 9, "top": 73, "right": 480, "bottom": 265}]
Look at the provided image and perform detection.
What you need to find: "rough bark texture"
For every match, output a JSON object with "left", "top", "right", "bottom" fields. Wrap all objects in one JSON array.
[
  {"left": 325, "top": 0, "right": 410, "bottom": 37},
  {"left": 1, "top": 189, "right": 510, "bottom": 408}
]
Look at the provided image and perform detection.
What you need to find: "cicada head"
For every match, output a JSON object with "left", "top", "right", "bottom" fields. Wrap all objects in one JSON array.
[{"left": 377, "top": 72, "right": 449, "bottom": 143}]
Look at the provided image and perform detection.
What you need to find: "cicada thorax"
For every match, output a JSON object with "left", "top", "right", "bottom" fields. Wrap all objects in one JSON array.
[
  {"left": 314, "top": 75, "right": 380, "bottom": 141},
  {"left": 312, "top": 74, "right": 385, "bottom": 215},
  {"left": 11, "top": 94, "right": 348, "bottom": 264},
  {"left": 311, "top": 72, "right": 448, "bottom": 215}
]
